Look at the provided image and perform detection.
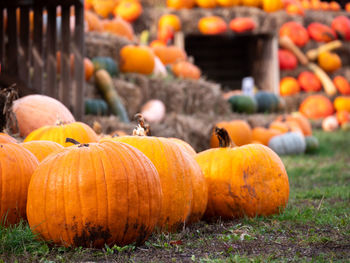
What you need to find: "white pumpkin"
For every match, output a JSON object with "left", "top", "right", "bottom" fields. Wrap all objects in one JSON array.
[
  {"left": 140, "top": 99, "right": 166, "bottom": 123},
  {"left": 268, "top": 132, "right": 306, "bottom": 155},
  {"left": 322, "top": 116, "right": 339, "bottom": 132}
]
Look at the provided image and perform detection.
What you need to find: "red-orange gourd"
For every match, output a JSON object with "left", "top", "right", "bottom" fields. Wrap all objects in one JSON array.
[
  {"left": 21, "top": 140, "right": 64, "bottom": 162},
  {"left": 210, "top": 120, "right": 252, "bottom": 147},
  {"left": 331, "top": 16, "right": 350, "bottom": 41},
  {"left": 307, "top": 23, "right": 337, "bottom": 43},
  {"left": 299, "top": 95, "right": 334, "bottom": 119},
  {"left": 171, "top": 61, "right": 201, "bottom": 80},
  {"left": 195, "top": 127, "right": 289, "bottom": 219},
  {"left": 167, "top": 0, "right": 196, "bottom": 9},
  {"left": 278, "top": 49, "right": 298, "bottom": 70},
  {"left": 280, "top": 77, "right": 300, "bottom": 96},
  {"left": 298, "top": 71, "right": 322, "bottom": 92},
  {"left": 333, "top": 76, "right": 350, "bottom": 95},
  {"left": 229, "top": 17, "right": 256, "bottom": 33},
  {"left": 318, "top": 51, "right": 341, "bottom": 73},
  {"left": 0, "top": 143, "right": 38, "bottom": 225},
  {"left": 27, "top": 140, "right": 162, "bottom": 248},
  {"left": 114, "top": 0, "right": 143, "bottom": 23},
  {"left": 102, "top": 17, "right": 134, "bottom": 41},
  {"left": 198, "top": 16, "right": 227, "bottom": 35},
  {"left": 152, "top": 45, "right": 187, "bottom": 65},
  {"left": 279, "top": 21, "right": 309, "bottom": 47}
]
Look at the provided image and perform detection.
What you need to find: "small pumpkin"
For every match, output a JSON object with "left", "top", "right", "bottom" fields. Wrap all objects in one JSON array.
[
  {"left": 318, "top": 51, "right": 341, "bottom": 73},
  {"left": 167, "top": 0, "right": 196, "bottom": 9},
  {"left": 333, "top": 76, "right": 350, "bottom": 95},
  {"left": 242, "top": 0, "right": 261, "bottom": 7},
  {"left": 228, "top": 95, "right": 257, "bottom": 114},
  {"left": 27, "top": 139, "right": 162, "bottom": 248},
  {"left": 346, "top": 2, "right": 350, "bottom": 12},
  {"left": 171, "top": 61, "right": 201, "bottom": 80},
  {"left": 286, "top": 3, "right": 305, "bottom": 16},
  {"left": 85, "top": 10, "right": 103, "bottom": 32},
  {"left": 12, "top": 95, "right": 75, "bottom": 137},
  {"left": 268, "top": 132, "right": 306, "bottom": 155},
  {"left": 91, "top": 0, "right": 117, "bottom": 18},
  {"left": 216, "top": 0, "right": 240, "bottom": 7},
  {"left": 196, "top": 0, "right": 217, "bottom": 8},
  {"left": 281, "top": 112, "right": 312, "bottom": 136},
  {"left": 198, "top": 16, "right": 227, "bottom": 35},
  {"left": 196, "top": 127, "right": 289, "bottom": 219},
  {"left": 280, "top": 77, "right": 300, "bottom": 96},
  {"left": 210, "top": 120, "right": 252, "bottom": 147},
  {"left": 254, "top": 91, "right": 280, "bottom": 113},
  {"left": 322, "top": 116, "right": 339, "bottom": 132},
  {"left": 21, "top": 140, "right": 64, "bottom": 162},
  {"left": 120, "top": 45, "right": 155, "bottom": 74},
  {"left": 329, "top": 1, "right": 340, "bottom": 11},
  {"left": 252, "top": 127, "right": 281, "bottom": 146},
  {"left": 307, "top": 22, "right": 337, "bottom": 43},
  {"left": 263, "top": 0, "right": 283, "bottom": 12},
  {"left": 158, "top": 14, "right": 181, "bottom": 32},
  {"left": 229, "top": 17, "right": 256, "bottom": 33},
  {"left": 331, "top": 16, "right": 350, "bottom": 41},
  {"left": 0, "top": 143, "right": 38, "bottom": 225},
  {"left": 24, "top": 122, "right": 99, "bottom": 147},
  {"left": 279, "top": 21, "right": 309, "bottom": 47},
  {"left": 102, "top": 17, "right": 134, "bottom": 41},
  {"left": 114, "top": 0, "right": 142, "bottom": 23},
  {"left": 305, "top": 136, "right": 319, "bottom": 153},
  {"left": 140, "top": 100, "right": 166, "bottom": 124},
  {"left": 152, "top": 45, "right": 187, "bottom": 65},
  {"left": 336, "top": 110, "right": 349, "bottom": 125},
  {"left": 269, "top": 121, "right": 290, "bottom": 134},
  {"left": 85, "top": 98, "right": 109, "bottom": 116},
  {"left": 299, "top": 95, "right": 334, "bottom": 119},
  {"left": 298, "top": 71, "right": 321, "bottom": 92},
  {"left": 278, "top": 49, "right": 298, "bottom": 70},
  {"left": 334, "top": 96, "right": 350, "bottom": 112}
]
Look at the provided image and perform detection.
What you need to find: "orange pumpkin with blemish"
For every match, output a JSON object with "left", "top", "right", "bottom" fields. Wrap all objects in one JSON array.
[
  {"left": 279, "top": 21, "right": 309, "bottom": 47},
  {"left": 307, "top": 22, "right": 337, "bottom": 43},
  {"left": 299, "top": 95, "right": 334, "bottom": 119}
]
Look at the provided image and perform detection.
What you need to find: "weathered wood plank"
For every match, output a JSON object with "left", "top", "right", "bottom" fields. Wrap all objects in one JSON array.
[
  {"left": 19, "top": 6, "right": 30, "bottom": 86},
  {"left": 0, "top": 9, "right": 4, "bottom": 70},
  {"left": 32, "top": 6, "right": 44, "bottom": 93},
  {"left": 7, "top": 7, "right": 18, "bottom": 76},
  {"left": 46, "top": 6, "right": 57, "bottom": 98}
]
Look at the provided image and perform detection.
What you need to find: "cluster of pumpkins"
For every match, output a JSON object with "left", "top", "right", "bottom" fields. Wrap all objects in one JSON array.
[
  {"left": 211, "top": 113, "right": 319, "bottom": 156},
  {"left": 283, "top": 0, "right": 349, "bottom": 15},
  {"left": 0, "top": 94, "right": 290, "bottom": 249},
  {"left": 278, "top": 16, "right": 350, "bottom": 97}
]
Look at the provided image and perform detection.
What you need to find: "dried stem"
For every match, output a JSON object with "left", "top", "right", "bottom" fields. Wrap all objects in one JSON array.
[
  {"left": 215, "top": 127, "right": 235, "bottom": 148},
  {"left": 133, "top": 113, "right": 151, "bottom": 136},
  {"left": 65, "top": 138, "right": 89, "bottom": 147},
  {"left": 0, "top": 84, "right": 18, "bottom": 133}
]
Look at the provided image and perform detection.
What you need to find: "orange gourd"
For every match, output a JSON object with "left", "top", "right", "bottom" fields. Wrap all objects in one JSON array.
[
  {"left": 299, "top": 95, "right": 334, "bottom": 119},
  {"left": 0, "top": 143, "right": 38, "bottom": 225},
  {"left": 27, "top": 140, "right": 162, "bottom": 248},
  {"left": 158, "top": 14, "right": 182, "bottom": 32},
  {"left": 298, "top": 71, "right": 321, "bottom": 92},
  {"left": 21, "top": 140, "right": 64, "bottom": 162},
  {"left": 198, "top": 16, "right": 227, "bottom": 35},
  {"left": 269, "top": 121, "right": 290, "bottom": 133},
  {"left": 216, "top": 0, "right": 240, "bottom": 7},
  {"left": 333, "top": 76, "right": 350, "bottom": 95},
  {"left": 120, "top": 45, "right": 155, "bottom": 74},
  {"left": 210, "top": 120, "right": 252, "bottom": 147},
  {"left": 196, "top": 127, "right": 289, "bottom": 219},
  {"left": 280, "top": 77, "right": 300, "bottom": 96},
  {"left": 24, "top": 122, "right": 99, "bottom": 147},
  {"left": 167, "top": 0, "right": 196, "bottom": 9},
  {"left": 346, "top": 3, "right": 350, "bottom": 12},
  {"left": 252, "top": 127, "right": 281, "bottom": 145},
  {"left": 286, "top": 4, "right": 305, "bottom": 16},
  {"left": 329, "top": 1, "right": 340, "bottom": 11},
  {"left": 171, "top": 61, "right": 201, "bottom": 80},
  {"left": 102, "top": 17, "right": 134, "bottom": 41},
  {"left": 196, "top": 0, "right": 217, "bottom": 8},
  {"left": 331, "top": 16, "right": 350, "bottom": 41},
  {"left": 263, "top": 0, "right": 283, "bottom": 12},
  {"left": 318, "top": 51, "right": 341, "bottom": 73},
  {"left": 114, "top": 0, "right": 143, "bottom": 23},
  {"left": 229, "top": 17, "right": 256, "bottom": 33},
  {"left": 92, "top": 0, "right": 117, "bottom": 18},
  {"left": 334, "top": 96, "right": 350, "bottom": 112},
  {"left": 85, "top": 10, "right": 103, "bottom": 32},
  {"left": 307, "top": 23, "right": 337, "bottom": 43},
  {"left": 152, "top": 45, "right": 187, "bottom": 65},
  {"left": 279, "top": 22, "right": 309, "bottom": 47}
]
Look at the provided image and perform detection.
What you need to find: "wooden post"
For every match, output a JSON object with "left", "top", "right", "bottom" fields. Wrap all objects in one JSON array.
[
  {"left": 7, "top": 7, "right": 18, "bottom": 76},
  {"left": 32, "top": 6, "right": 44, "bottom": 93},
  {"left": 0, "top": 8, "right": 4, "bottom": 69},
  {"left": 19, "top": 6, "right": 30, "bottom": 87},
  {"left": 46, "top": 6, "right": 57, "bottom": 98}
]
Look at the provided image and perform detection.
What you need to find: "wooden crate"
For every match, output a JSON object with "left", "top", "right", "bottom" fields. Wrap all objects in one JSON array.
[{"left": 0, "top": 0, "right": 85, "bottom": 120}]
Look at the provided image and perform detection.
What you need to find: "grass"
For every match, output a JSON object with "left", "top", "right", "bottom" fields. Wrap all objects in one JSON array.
[{"left": 0, "top": 130, "right": 349, "bottom": 262}]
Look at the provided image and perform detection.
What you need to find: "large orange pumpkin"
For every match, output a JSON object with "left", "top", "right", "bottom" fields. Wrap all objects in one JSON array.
[
  {"left": 279, "top": 21, "right": 309, "bottom": 47},
  {"left": 171, "top": 61, "right": 201, "bottom": 80},
  {"left": 0, "top": 133, "right": 17, "bottom": 143},
  {"left": 210, "top": 120, "right": 252, "bottom": 147},
  {"left": 109, "top": 119, "right": 207, "bottom": 230},
  {"left": 12, "top": 94, "right": 75, "bottom": 137},
  {"left": 27, "top": 140, "right": 162, "bottom": 248},
  {"left": 120, "top": 45, "right": 155, "bottom": 74},
  {"left": 114, "top": 0, "right": 143, "bottom": 23},
  {"left": 21, "top": 140, "right": 64, "bottom": 162},
  {"left": 0, "top": 143, "right": 38, "bottom": 225},
  {"left": 298, "top": 71, "right": 321, "bottom": 92},
  {"left": 299, "top": 95, "right": 334, "bottom": 119},
  {"left": 318, "top": 51, "right": 341, "bottom": 73},
  {"left": 167, "top": 0, "right": 196, "bottom": 9},
  {"left": 333, "top": 76, "right": 350, "bottom": 95},
  {"left": 195, "top": 127, "right": 289, "bottom": 219},
  {"left": 102, "top": 17, "right": 134, "bottom": 41},
  {"left": 198, "top": 16, "right": 227, "bottom": 35},
  {"left": 168, "top": 137, "right": 197, "bottom": 156},
  {"left": 279, "top": 77, "right": 300, "bottom": 96},
  {"left": 252, "top": 127, "right": 281, "bottom": 146},
  {"left": 334, "top": 96, "right": 350, "bottom": 112},
  {"left": 24, "top": 122, "right": 99, "bottom": 147},
  {"left": 152, "top": 45, "right": 187, "bottom": 65}
]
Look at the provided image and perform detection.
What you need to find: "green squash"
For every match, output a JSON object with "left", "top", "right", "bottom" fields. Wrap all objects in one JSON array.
[
  {"left": 85, "top": 99, "right": 109, "bottom": 116},
  {"left": 254, "top": 91, "right": 280, "bottom": 113},
  {"left": 228, "top": 95, "right": 257, "bottom": 114},
  {"left": 92, "top": 57, "right": 119, "bottom": 77},
  {"left": 95, "top": 69, "right": 130, "bottom": 123},
  {"left": 305, "top": 136, "right": 319, "bottom": 154}
]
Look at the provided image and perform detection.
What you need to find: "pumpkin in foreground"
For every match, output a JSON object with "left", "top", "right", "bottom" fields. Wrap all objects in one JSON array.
[
  {"left": 24, "top": 121, "right": 99, "bottom": 147},
  {"left": 106, "top": 114, "right": 207, "bottom": 229},
  {"left": 27, "top": 140, "right": 162, "bottom": 248},
  {"left": 195, "top": 127, "right": 289, "bottom": 220},
  {"left": 0, "top": 143, "right": 38, "bottom": 225}
]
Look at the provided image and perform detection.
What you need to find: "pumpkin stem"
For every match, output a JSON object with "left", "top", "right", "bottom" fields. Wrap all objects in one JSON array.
[
  {"left": 65, "top": 138, "right": 89, "bottom": 147},
  {"left": 0, "top": 84, "right": 18, "bottom": 133},
  {"left": 215, "top": 127, "right": 235, "bottom": 148},
  {"left": 133, "top": 113, "right": 151, "bottom": 136}
]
